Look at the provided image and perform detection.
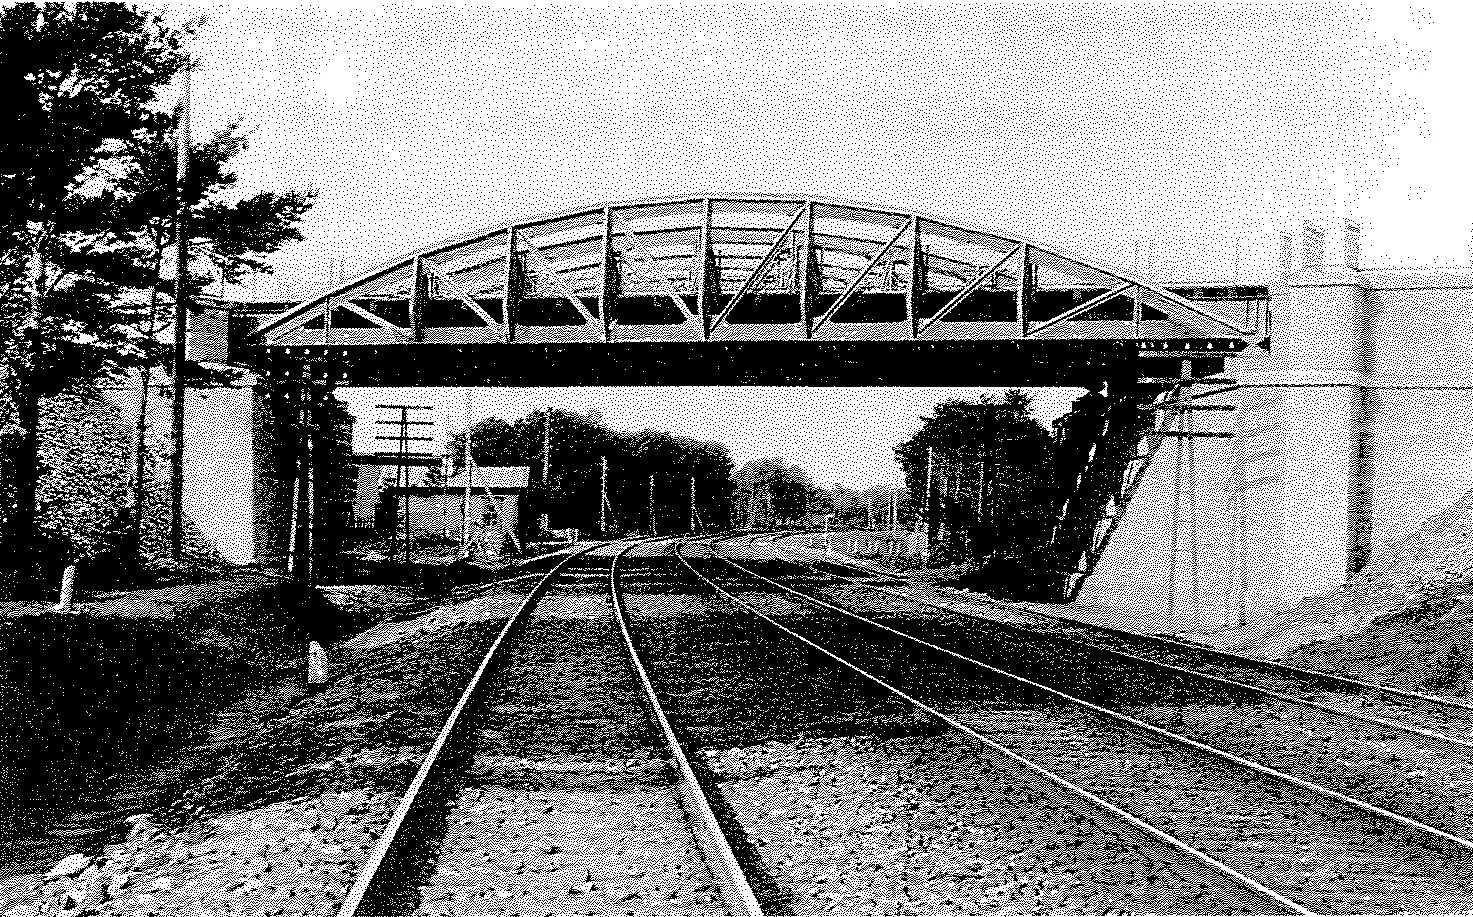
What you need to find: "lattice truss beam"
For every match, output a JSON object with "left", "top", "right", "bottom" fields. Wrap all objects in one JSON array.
[{"left": 254, "top": 196, "right": 1250, "bottom": 346}]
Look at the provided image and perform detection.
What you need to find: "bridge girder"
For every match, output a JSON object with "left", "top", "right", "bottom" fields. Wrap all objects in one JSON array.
[{"left": 246, "top": 196, "right": 1254, "bottom": 366}]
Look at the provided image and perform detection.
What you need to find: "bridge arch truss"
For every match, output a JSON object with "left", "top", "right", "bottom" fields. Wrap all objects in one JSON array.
[{"left": 249, "top": 196, "right": 1251, "bottom": 381}]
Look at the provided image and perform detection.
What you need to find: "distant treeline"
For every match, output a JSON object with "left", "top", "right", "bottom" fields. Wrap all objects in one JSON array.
[
  {"left": 449, "top": 409, "right": 735, "bottom": 536},
  {"left": 445, "top": 392, "right": 1059, "bottom": 558}
]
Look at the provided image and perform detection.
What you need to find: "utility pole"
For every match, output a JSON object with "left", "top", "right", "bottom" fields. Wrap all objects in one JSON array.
[
  {"left": 648, "top": 475, "right": 656, "bottom": 535},
  {"left": 922, "top": 447, "right": 935, "bottom": 567},
  {"left": 375, "top": 404, "right": 434, "bottom": 563},
  {"left": 541, "top": 410, "right": 552, "bottom": 533},
  {"left": 976, "top": 458, "right": 986, "bottom": 517},
  {"left": 301, "top": 425, "right": 315, "bottom": 583},
  {"left": 461, "top": 390, "right": 473, "bottom": 556},
  {"left": 542, "top": 411, "right": 552, "bottom": 485},
  {"left": 170, "top": 60, "right": 191, "bottom": 559},
  {"left": 599, "top": 455, "right": 609, "bottom": 535},
  {"left": 689, "top": 476, "right": 697, "bottom": 533}
]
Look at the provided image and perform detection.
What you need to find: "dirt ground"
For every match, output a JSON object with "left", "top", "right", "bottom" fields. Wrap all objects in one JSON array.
[{"left": 1, "top": 571, "right": 535, "bottom": 917}]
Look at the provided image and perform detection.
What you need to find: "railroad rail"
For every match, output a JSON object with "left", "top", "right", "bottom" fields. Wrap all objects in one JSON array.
[
  {"left": 609, "top": 540, "right": 763, "bottom": 916},
  {"left": 335, "top": 537, "right": 761, "bottom": 916},
  {"left": 683, "top": 538, "right": 1473, "bottom": 914},
  {"left": 671, "top": 540, "right": 1310, "bottom": 916},
  {"left": 765, "top": 530, "right": 1473, "bottom": 741},
  {"left": 724, "top": 545, "right": 1473, "bottom": 843},
  {"left": 761, "top": 536, "right": 1473, "bottom": 742}
]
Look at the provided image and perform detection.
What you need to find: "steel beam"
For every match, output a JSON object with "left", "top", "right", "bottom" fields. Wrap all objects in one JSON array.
[
  {"left": 519, "top": 238, "right": 605, "bottom": 338},
  {"left": 906, "top": 216, "right": 924, "bottom": 338},
  {"left": 709, "top": 204, "right": 806, "bottom": 332},
  {"left": 503, "top": 228, "right": 520, "bottom": 343},
  {"left": 612, "top": 212, "right": 690, "bottom": 315},
  {"left": 442, "top": 228, "right": 984, "bottom": 296},
  {"left": 916, "top": 243, "right": 1021, "bottom": 336},
  {"left": 798, "top": 202, "right": 816, "bottom": 338},
  {"left": 811, "top": 219, "right": 910, "bottom": 334},
  {"left": 409, "top": 256, "right": 427, "bottom": 341},
  {"left": 598, "top": 207, "right": 617, "bottom": 342},
  {"left": 695, "top": 199, "right": 715, "bottom": 339},
  {"left": 1016, "top": 244, "right": 1033, "bottom": 336},
  {"left": 1025, "top": 282, "right": 1135, "bottom": 337},
  {"left": 341, "top": 302, "right": 411, "bottom": 335},
  {"left": 421, "top": 260, "right": 498, "bottom": 328}
]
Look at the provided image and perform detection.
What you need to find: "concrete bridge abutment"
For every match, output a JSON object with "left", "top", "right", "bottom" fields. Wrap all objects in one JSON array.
[
  {"left": 1085, "top": 226, "right": 1473, "bottom": 627},
  {"left": 104, "top": 372, "right": 329, "bottom": 571}
]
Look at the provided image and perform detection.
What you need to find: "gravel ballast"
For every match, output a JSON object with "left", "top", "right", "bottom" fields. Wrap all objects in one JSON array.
[
  {"left": 712, "top": 552, "right": 1473, "bottom": 914},
  {"left": 802, "top": 576, "right": 1473, "bottom": 854},
  {"left": 623, "top": 563, "right": 1251, "bottom": 915},
  {"left": 411, "top": 584, "right": 727, "bottom": 916}
]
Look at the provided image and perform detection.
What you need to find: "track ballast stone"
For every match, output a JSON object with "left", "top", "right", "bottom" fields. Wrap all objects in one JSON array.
[
  {"left": 626, "top": 582, "right": 1247, "bottom": 915},
  {"left": 412, "top": 589, "right": 726, "bottom": 916}
]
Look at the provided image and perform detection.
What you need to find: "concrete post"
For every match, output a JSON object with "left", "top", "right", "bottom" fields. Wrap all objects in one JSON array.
[
  {"left": 56, "top": 564, "right": 78, "bottom": 613},
  {"left": 306, "top": 639, "right": 329, "bottom": 693}
]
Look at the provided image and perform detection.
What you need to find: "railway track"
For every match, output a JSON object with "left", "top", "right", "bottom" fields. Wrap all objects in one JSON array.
[
  {"left": 681, "top": 538, "right": 1473, "bottom": 915},
  {"left": 739, "top": 541, "right": 1473, "bottom": 842},
  {"left": 777, "top": 537, "right": 1473, "bottom": 742},
  {"left": 626, "top": 542, "right": 1269, "bottom": 914},
  {"left": 335, "top": 537, "right": 761, "bottom": 917}
]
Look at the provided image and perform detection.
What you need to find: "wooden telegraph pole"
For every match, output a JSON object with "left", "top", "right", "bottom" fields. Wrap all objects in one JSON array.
[
  {"left": 541, "top": 411, "right": 552, "bottom": 532},
  {"left": 648, "top": 475, "right": 656, "bottom": 535},
  {"left": 599, "top": 455, "right": 609, "bottom": 534},
  {"left": 374, "top": 404, "right": 434, "bottom": 563},
  {"left": 170, "top": 60, "right": 191, "bottom": 559},
  {"left": 922, "top": 447, "right": 935, "bottom": 567},
  {"left": 461, "top": 391, "right": 474, "bottom": 556}
]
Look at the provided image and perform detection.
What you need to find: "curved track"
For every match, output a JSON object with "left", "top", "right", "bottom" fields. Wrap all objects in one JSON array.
[
  {"left": 671, "top": 541, "right": 1314, "bottom": 915},
  {"left": 745, "top": 538, "right": 1473, "bottom": 841},
  {"left": 781, "top": 534, "right": 1473, "bottom": 741},
  {"left": 685, "top": 537, "right": 1473, "bottom": 915}
]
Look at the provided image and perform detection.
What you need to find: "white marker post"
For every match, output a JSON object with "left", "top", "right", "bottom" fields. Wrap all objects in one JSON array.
[
  {"left": 307, "top": 640, "right": 329, "bottom": 693},
  {"left": 56, "top": 564, "right": 78, "bottom": 613}
]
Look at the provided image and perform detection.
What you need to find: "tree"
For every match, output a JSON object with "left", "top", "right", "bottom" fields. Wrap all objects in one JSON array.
[
  {"left": 813, "top": 482, "right": 902, "bottom": 530},
  {"left": 450, "top": 408, "right": 734, "bottom": 538},
  {"left": 0, "top": 4, "right": 188, "bottom": 584},
  {"left": 108, "top": 116, "right": 313, "bottom": 559},
  {"left": 733, "top": 457, "right": 815, "bottom": 528},
  {"left": 894, "top": 391, "right": 1055, "bottom": 566}
]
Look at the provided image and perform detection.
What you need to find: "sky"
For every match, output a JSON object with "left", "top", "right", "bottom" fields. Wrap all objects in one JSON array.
[{"left": 168, "top": 1, "right": 1473, "bottom": 485}]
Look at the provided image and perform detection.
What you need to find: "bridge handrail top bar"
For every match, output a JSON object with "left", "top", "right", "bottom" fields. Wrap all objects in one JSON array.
[{"left": 252, "top": 193, "right": 1251, "bottom": 340}]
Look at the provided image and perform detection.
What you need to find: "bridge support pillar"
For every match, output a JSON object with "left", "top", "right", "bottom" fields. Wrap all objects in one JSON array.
[
  {"left": 180, "top": 379, "right": 269, "bottom": 565},
  {"left": 1242, "top": 225, "right": 1374, "bottom": 606}
]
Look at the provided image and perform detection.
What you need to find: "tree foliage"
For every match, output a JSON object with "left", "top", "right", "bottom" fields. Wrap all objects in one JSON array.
[
  {"left": 0, "top": 4, "right": 191, "bottom": 582},
  {"left": 0, "top": 5, "right": 317, "bottom": 585},
  {"left": 0, "top": 5, "right": 192, "bottom": 393},
  {"left": 450, "top": 408, "right": 735, "bottom": 536},
  {"left": 895, "top": 391, "right": 1056, "bottom": 565},
  {"left": 811, "top": 482, "right": 909, "bottom": 530},
  {"left": 732, "top": 457, "right": 816, "bottom": 528}
]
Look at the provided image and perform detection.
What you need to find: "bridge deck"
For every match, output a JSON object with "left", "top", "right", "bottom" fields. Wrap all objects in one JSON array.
[{"left": 248, "top": 339, "right": 1237, "bottom": 387}]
